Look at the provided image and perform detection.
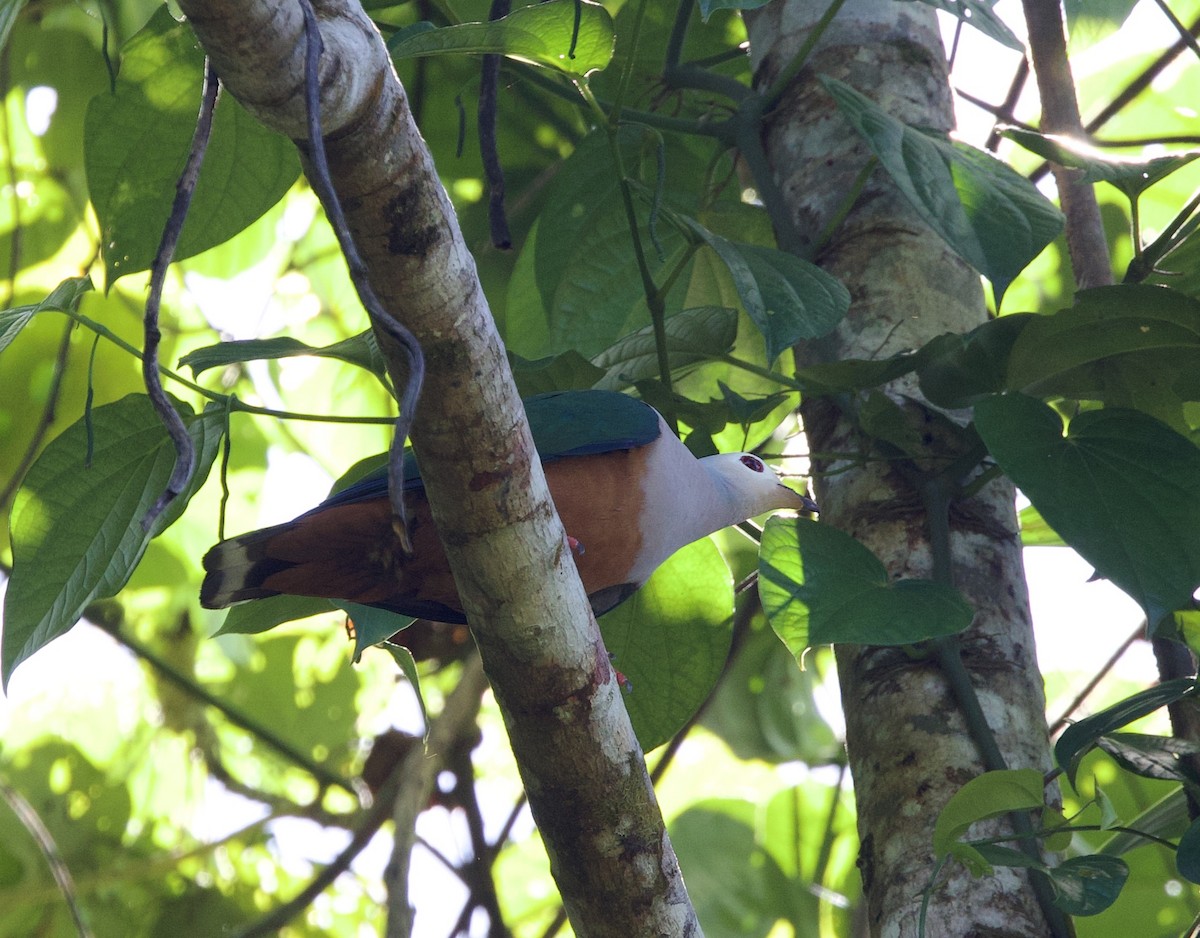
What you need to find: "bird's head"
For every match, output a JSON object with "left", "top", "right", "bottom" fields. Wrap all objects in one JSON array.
[{"left": 702, "top": 452, "right": 819, "bottom": 518}]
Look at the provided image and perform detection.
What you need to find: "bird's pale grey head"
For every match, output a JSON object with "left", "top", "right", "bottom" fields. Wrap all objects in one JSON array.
[{"left": 702, "top": 452, "right": 819, "bottom": 518}]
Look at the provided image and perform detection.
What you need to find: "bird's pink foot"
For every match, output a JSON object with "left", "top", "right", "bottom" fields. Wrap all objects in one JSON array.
[{"left": 567, "top": 535, "right": 585, "bottom": 557}]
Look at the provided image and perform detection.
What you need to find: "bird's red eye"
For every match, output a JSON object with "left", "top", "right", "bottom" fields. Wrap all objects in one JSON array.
[{"left": 740, "top": 454, "right": 765, "bottom": 473}]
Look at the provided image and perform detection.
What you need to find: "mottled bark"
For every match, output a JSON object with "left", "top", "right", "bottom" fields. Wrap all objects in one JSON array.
[
  {"left": 746, "top": 2, "right": 1057, "bottom": 935},
  {"left": 174, "top": 2, "right": 699, "bottom": 934}
]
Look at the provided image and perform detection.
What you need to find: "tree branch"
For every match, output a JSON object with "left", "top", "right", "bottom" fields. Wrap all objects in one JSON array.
[
  {"left": 173, "top": 2, "right": 700, "bottom": 933},
  {"left": 1020, "top": 0, "right": 1112, "bottom": 290}
]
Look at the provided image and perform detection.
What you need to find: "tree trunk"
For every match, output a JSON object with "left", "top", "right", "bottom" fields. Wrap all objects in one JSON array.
[
  {"left": 175, "top": 2, "right": 699, "bottom": 934},
  {"left": 746, "top": 2, "right": 1058, "bottom": 935}
]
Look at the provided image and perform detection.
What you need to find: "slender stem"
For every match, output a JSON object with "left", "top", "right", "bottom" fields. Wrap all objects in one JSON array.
[
  {"left": 0, "top": 775, "right": 93, "bottom": 938},
  {"left": 810, "top": 157, "right": 876, "bottom": 257},
  {"left": 0, "top": 319, "right": 73, "bottom": 512},
  {"left": 1151, "top": 0, "right": 1200, "bottom": 59},
  {"left": 920, "top": 475, "right": 1073, "bottom": 938},
  {"left": 58, "top": 308, "right": 395, "bottom": 425},
  {"left": 610, "top": 0, "right": 650, "bottom": 122},
  {"left": 1048, "top": 622, "right": 1145, "bottom": 736},
  {"left": 141, "top": 58, "right": 219, "bottom": 531},
  {"left": 760, "top": 0, "right": 848, "bottom": 110}
]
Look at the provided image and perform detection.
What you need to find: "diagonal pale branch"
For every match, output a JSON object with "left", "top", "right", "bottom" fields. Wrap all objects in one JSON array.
[{"left": 172, "top": 1, "right": 700, "bottom": 934}]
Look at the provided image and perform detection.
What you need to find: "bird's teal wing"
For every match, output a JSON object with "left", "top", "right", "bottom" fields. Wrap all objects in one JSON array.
[{"left": 320, "top": 389, "right": 661, "bottom": 508}]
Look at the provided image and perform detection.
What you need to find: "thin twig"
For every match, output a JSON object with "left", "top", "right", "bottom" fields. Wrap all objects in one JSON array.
[
  {"left": 298, "top": 1, "right": 426, "bottom": 552},
  {"left": 0, "top": 318, "right": 73, "bottom": 512},
  {"left": 0, "top": 775, "right": 94, "bottom": 938},
  {"left": 479, "top": 0, "right": 513, "bottom": 249},
  {"left": 141, "top": 59, "right": 220, "bottom": 532},
  {"left": 1020, "top": 0, "right": 1112, "bottom": 290},
  {"left": 386, "top": 655, "right": 490, "bottom": 937},
  {"left": 1048, "top": 621, "right": 1145, "bottom": 736}
]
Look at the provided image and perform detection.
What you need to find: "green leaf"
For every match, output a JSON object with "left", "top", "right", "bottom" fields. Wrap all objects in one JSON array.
[
  {"left": 670, "top": 801, "right": 799, "bottom": 938},
  {"left": 592, "top": 306, "right": 739, "bottom": 389},
  {"left": 84, "top": 8, "right": 300, "bottom": 286},
  {"left": 1003, "top": 128, "right": 1198, "bottom": 199},
  {"left": 179, "top": 331, "right": 389, "bottom": 383},
  {"left": 933, "top": 768, "right": 1046, "bottom": 857},
  {"left": 823, "top": 77, "right": 1063, "bottom": 303},
  {"left": 701, "top": 622, "right": 841, "bottom": 765},
  {"left": 599, "top": 538, "right": 733, "bottom": 752},
  {"left": 213, "top": 594, "right": 335, "bottom": 636},
  {"left": 1099, "top": 789, "right": 1189, "bottom": 856},
  {"left": 378, "top": 643, "right": 428, "bottom": 738},
  {"left": 794, "top": 348, "right": 932, "bottom": 395},
  {"left": 686, "top": 224, "right": 849, "bottom": 364},
  {"left": 1048, "top": 855, "right": 1128, "bottom": 916},
  {"left": 1053, "top": 678, "right": 1196, "bottom": 787},
  {"left": 900, "top": 0, "right": 1022, "bottom": 50},
  {"left": 1004, "top": 285, "right": 1200, "bottom": 427},
  {"left": 511, "top": 129, "right": 698, "bottom": 359},
  {"left": 388, "top": 0, "right": 615, "bottom": 76},
  {"left": 918, "top": 314, "right": 1035, "bottom": 408},
  {"left": 758, "top": 516, "right": 973, "bottom": 656},
  {"left": 1099, "top": 732, "right": 1200, "bottom": 784},
  {"left": 0, "top": 276, "right": 93, "bottom": 356},
  {"left": 509, "top": 350, "right": 606, "bottom": 396},
  {"left": 4, "top": 394, "right": 224, "bottom": 686},
  {"left": 337, "top": 602, "right": 414, "bottom": 662},
  {"left": 974, "top": 395, "right": 1200, "bottom": 628}
]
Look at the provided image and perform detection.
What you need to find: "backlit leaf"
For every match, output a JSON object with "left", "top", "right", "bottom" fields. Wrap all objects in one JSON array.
[{"left": 758, "top": 516, "right": 973, "bottom": 657}]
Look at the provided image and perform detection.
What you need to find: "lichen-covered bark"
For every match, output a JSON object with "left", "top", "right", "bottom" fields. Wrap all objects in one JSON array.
[
  {"left": 174, "top": 2, "right": 699, "bottom": 933},
  {"left": 746, "top": 2, "right": 1056, "bottom": 935}
]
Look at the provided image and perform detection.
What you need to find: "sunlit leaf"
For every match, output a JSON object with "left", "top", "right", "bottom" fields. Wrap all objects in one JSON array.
[
  {"left": 975, "top": 395, "right": 1200, "bottom": 628},
  {"left": 4, "top": 394, "right": 224, "bottom": 686},
  {"left": 933, "top": 768, "right": 1046, "bottom": 858},
  {"left": 0, "top": 276, "right": 93, "bottom": 356},
  {"left": 388, "top": 0, "right": 615, "bottom": 76},
  {"left": 758, "top": 515, "right": 973, "bottom": 657},
  {"left": 599, "top": 538, "right": 733, "bottom": 751},
  {"left": 85, "top": 7, "right": 299, "bottom": 286},
  {"left": 180, "top": 331, "right": 389, "bottom": 384},
  {"left": 1003, "top": 128, "right": 1198, "bottom": 199},
  {"left": 823, "top": 77, "right": 1062, "bottom": 303}
]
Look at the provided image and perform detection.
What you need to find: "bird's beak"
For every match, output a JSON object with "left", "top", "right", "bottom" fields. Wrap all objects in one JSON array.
[{"left": 787, "top": 486, "right": 819, "bottom": 514}]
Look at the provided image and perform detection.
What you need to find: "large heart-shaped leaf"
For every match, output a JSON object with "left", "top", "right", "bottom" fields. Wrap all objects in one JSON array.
[
  {"left": 823, "top": 77, "right": 1062, "bottom": 304},
  {"left": 84, "top": 8, "right": 299, "bottom": 286},
  {"left": 599, "top": 538, "right": 733, "bottom": 751},
  {"left": 1004, "top": 285, "right": 1200, "bottom": 428},
  {"left": 974, "top": 394, "right": 1200, "bottom": 629},
  {"left": 758, "top": 516, "right": 973, "bottom": 659}
]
